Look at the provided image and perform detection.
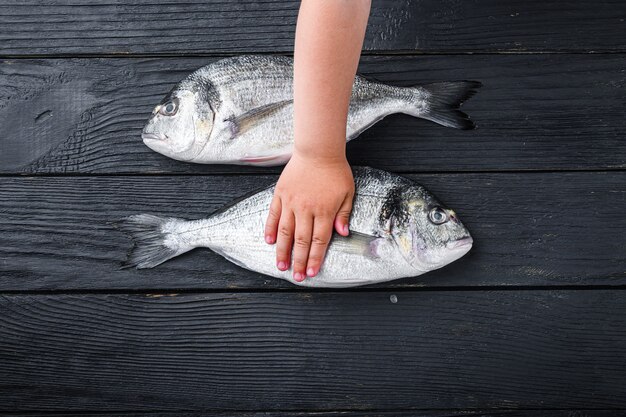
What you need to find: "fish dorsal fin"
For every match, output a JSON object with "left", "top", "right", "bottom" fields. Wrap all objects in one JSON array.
[
  {"left": 225, "top": 99, "right": 292, "bottom": 139},
  {"left": 330, "top": 231, "right": 383, "bottom": 259}
]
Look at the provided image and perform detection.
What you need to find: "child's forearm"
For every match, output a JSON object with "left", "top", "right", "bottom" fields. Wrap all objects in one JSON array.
[{"left": 293, "top": 0, "right": 371, "bottom": 162}]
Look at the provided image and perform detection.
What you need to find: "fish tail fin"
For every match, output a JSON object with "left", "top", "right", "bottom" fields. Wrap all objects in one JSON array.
[
  {"left": 414, "top": 81, "right": 482, "bottom": 130},
  {"left": 115, "top": 214, "right": 193, "bottom": 269}
]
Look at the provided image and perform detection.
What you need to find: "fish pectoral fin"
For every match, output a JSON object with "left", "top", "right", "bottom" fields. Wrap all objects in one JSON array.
[
  {"left": 226, "top": 99, "right": 293, "bottom": 139},
  {"left": 330, "top": 231, "right": 383, "bottom": 259}
]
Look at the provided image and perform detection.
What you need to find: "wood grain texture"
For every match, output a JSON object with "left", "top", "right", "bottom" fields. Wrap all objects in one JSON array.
[
  {"left": 0, "top": 172, "right": 623, "bottom": 291},
  {"left": 2, "top": 1, "right": 625, "bottom": 415},
  {"left": 2, "top": 290, "right": 626, "bottom": 410},
  {"left": 1, "top": 0, "right": 625, "bottom": 55},
  {"left": 1, "top": 54, "right": 625, "bottom": 174},
  {"left": 5, "top": 413, "right": 624, "bottom": 417}
]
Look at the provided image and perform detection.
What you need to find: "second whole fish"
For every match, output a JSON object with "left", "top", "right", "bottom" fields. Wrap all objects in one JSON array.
[
  {"left": 142, "top": 55, "right": 481, "bottom": 166},
  {"left": 118, "top": 167, "right": 473, "bottom": 288}
]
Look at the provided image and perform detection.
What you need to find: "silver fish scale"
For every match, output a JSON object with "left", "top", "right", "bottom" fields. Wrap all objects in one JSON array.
[{"left": 184, "top": 55, "right": 293, "bottom": 127}]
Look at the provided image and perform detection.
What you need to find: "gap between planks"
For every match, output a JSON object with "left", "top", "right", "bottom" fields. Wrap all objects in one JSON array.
[
  {"left": 0, "top": 167, "right": 624, "bottom": 178},
  {"left": 2, "top": 50, "right": 626, "bottom": 60},
  {"left": 5, "top": 284, "right": 626, "bottom": 296},
  {"left": 0, "top": 408, "right": 625, "bottom": 416}
]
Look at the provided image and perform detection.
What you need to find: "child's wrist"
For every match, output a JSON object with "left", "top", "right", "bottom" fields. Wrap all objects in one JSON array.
[
  {"left": 293, "top": 133, "right": 347, "bottom": 165},
  {"left": 292, "top": 146, "right": 347, "bottom": 167}
]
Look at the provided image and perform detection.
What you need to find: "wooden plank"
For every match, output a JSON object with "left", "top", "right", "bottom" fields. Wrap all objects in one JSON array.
[
  {"left": 0, "top": 172, "right": 623, "bottom": 291},
  {"left": 1, "top": 54, "right": 624, "bottom": 174},
  {"left": 3, "top": 412, "right": 625, "bottom": 417},
  {"left": 0, "top": 1, "right": 625, "bottom": 55},
  {"left": 2, "top": 290, "right": 626, "bottom": 410}
]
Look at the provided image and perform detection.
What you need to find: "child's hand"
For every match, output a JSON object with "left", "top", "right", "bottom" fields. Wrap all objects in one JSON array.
[{"left": 264, "top": 151, "right": 354, "bottom": 282}]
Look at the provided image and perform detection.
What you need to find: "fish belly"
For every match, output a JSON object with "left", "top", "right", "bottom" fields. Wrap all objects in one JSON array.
[{"left": 207, "top": 227, "right": 413, "bottom": 288}]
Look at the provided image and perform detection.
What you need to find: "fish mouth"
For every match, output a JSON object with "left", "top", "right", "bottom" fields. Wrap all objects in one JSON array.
[
  {"left": 446, "top": 236, "right": 473, "bottom": 250},
  {"left": 141, "top": 132, "right": 168, "bottom": 141}
]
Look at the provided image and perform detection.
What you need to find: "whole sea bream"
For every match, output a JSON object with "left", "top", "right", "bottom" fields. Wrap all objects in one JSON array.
[
  {"left": 119, "top": 167, "right": 472, "bottom": 287},
  {"left": 142, "top": 55, "right": 481, "bottom": 166}
]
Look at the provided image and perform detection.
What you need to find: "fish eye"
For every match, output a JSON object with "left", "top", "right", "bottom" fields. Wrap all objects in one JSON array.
[
  {"left": 428, "top": 207, "right": 448, "bottom": 225},
  {"left": 159, "top": 98, "right": 178, "bottom": 116}
]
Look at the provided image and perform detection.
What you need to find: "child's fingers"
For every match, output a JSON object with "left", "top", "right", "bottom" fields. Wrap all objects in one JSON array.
[
  {"left": 306, "top": 216, "right": 333, "bottom": 277},
  {"left": 264, "top": 196, "right": 282, "bottom": 244},
  {"left": 292, "top": 214, "right": 313, "bottom": 282},
  {"left": 334, "top": 194, "right": 354, "bottom": 236},
  {"left": 275, "top": 210, "right": 295, "bottom": 272}
]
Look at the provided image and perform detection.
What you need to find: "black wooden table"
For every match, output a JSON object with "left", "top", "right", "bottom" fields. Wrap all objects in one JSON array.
[{"left": 1, "top": 1, "right": 625, "bottom": 415}]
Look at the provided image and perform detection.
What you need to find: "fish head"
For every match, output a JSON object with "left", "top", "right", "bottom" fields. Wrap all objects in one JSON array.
[
  {"left": 142, "top": 82, "right": 215, "bottom": 163},
  {"left": 386, "top": 185, "right": 473, "bottom": 272}
]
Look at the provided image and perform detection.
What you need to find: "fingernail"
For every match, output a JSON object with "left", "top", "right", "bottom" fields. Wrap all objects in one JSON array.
[
  {"left": 265, "top": 235, "right": 274, "bottom": 244},
  {"left": 294, "top": 272, "right": 304, "bottom": 282},
  {"left": 342, "top": 224, "right": 349, "bottom": 235},
  {"left": 306, "top": 267, "right": 316, "bottom": 277},
  {"left": 277, "top": 261, "right": 287, "bottom": 270}
]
